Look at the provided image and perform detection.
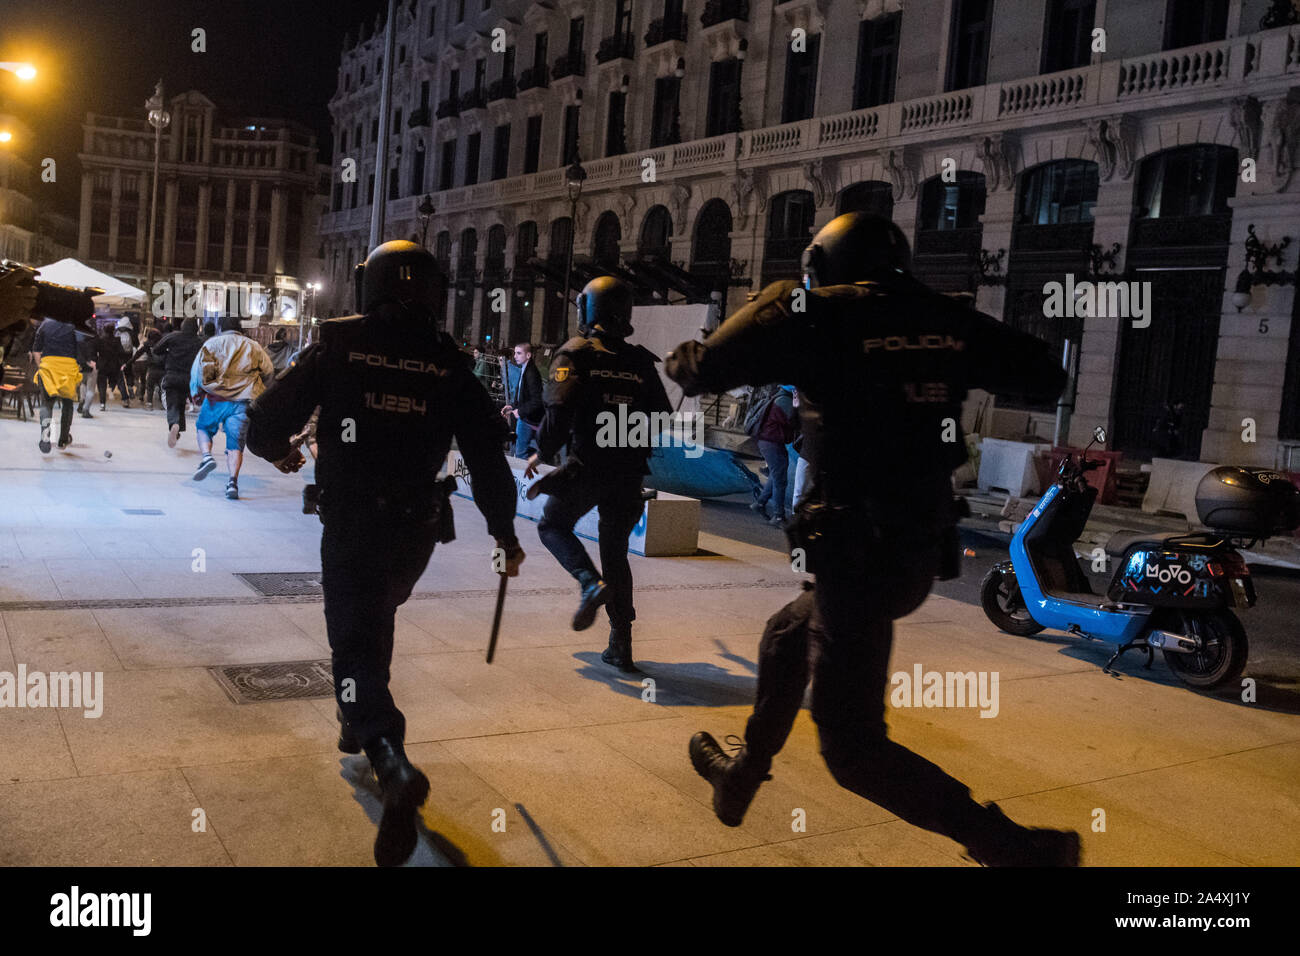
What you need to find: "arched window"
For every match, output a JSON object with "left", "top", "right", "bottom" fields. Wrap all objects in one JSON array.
[
  {"left": 692, "top": 199, "right": 733, "bottom": 270},
  {"left": 638, "top": 205, "right": 673, "bottom": 260},
  {"left": 1135, "top": 145, "right": 1237, "bottom": 221},
  {"left": 762, "top": 191, "right": 815, "bottom": 285},
  {"left": 593, "top": 211, "right": 622, "bottom": 270},
  {"left": 548, "top": 217, "right": 572, "bottom": 263},
  {"left": 457, "top": 228, "right": 478, "bottom": 276},
  {"left": 515, "top": 221, "right": 538, "bottom": 266},
  {"left": 485, "top": 224, "right": 507, "bottom": 274},
  {"left": 919, "top": 172, "right": 986, "bottom": 231},
  {"left": 691, "top": 199, "right": 733, "bottom": 294},
  {"left": 837, "top": 181, "right": 894, "bottom": 218},
  {"left": 510, "top": 222, "right": 539, "bottom": 347},
  {"left": 1017, "top": 160, "right": 1098, "bottom": 226},
  {"left": 543, "top": 217, "right": 574, "bottom": 344},
  {"left": 435, "top": 230, "right": 452, "bottom": 272}
]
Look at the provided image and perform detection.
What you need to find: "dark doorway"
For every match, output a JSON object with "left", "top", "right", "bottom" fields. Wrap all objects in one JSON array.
[
  {"left": 1112, "top": 145, "right": 1237, "bottom": 460},
  {"left": 691, "top": 198, "right": 733, "bottom": 296}
]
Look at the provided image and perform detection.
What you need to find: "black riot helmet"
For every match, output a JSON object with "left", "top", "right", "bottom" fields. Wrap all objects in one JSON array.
[
  {"left": 800, "top": 212, "right": 912, "bottom": 289},
  {"left": 576, "top": 276, "right": 635, "bottom": 339},
  {"left": 354, "top": 240, "right": 446, "bottom": 316}
]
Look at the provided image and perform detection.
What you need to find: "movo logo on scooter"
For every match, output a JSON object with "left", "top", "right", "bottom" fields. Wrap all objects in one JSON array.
[{"left": 1143, "top": 562, "right": 1193, "bottom": 585}]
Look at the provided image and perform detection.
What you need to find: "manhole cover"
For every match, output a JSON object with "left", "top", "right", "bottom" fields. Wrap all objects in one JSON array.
[
  {"left": 122, "top": 508, "right": 165, "bottom": 515},
  {"left": 209, "top": 660, "right": 334, "bottom": 703},
  {"left": 236, "top": 572, "right": 323, "bottom": 597}
]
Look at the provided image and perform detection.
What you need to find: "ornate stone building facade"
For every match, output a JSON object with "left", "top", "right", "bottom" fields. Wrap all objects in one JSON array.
[
  {"left": 320, "top": 0, "right": 1300, "bottom": 467},
  {"left": 77, "top": 92, "right": 330, "bottom": 323}
]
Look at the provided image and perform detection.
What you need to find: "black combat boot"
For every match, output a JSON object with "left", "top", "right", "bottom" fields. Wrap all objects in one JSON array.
[
  {"left": 600, "top": 625, "right": 636, "bottom": 672},
  {"left": 365, "top": 737, "right": 430, "bottom": 867},
  {"left": 336, "top": 708, "right": 360, "bottom": 754},
  {"left": 572, "top": 570, "right": 608, "bottom": 631},
  {"left": 689, "top": 732, "right": 772, "bottom": 828},
  {"left": 961, "top": 802, "right": 1081, "bottom": 867}
]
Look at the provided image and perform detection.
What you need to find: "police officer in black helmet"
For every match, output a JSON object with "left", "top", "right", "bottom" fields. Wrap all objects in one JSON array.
[
  {"left": 523, "top": 276, "right": 672, "bottom": 672},
  {"left": 666, "top": 213, "right": 1081, "bottom": 866},
  {"left": 246, "top": 240, "right": 524, "bottom": 866}
]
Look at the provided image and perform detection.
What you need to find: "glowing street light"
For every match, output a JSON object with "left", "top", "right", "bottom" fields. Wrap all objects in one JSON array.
[
  {"left": 0, "top": 131, "right": 12, "bottom": 144},
  {"left": 0, "top": 63, "right": 37, "bottom": 81}
]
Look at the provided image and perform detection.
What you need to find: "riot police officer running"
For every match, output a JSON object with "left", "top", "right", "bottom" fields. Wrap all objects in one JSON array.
[
  {"left": 665, "top": 213, "right": 1081, "bottom": 865},
  {"left": 523, "top": 276, "right": 672, "bottom": 672},
  {"left": 246, "top": 240, "right": 524, "bottom": 866}
]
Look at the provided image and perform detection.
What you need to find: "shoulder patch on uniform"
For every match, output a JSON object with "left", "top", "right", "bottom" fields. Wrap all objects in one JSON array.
[{"left": 552, "top": 365, "right": 572, "bottom": 383}]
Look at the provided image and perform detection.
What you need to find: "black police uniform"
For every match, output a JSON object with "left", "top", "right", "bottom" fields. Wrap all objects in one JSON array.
[
  {"left": 535, "top": 319, "right": 672, "bottom": 661},
  {"left": 246, "top": 305, "right": 519, "bottom": 751},
  {"left": 666, "top": 271, "right": 1071, "bottom": 860}
]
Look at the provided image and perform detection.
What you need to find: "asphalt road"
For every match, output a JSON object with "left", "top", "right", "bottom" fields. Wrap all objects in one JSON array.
[{"left": 699, "top": 494, "right": 1300, "bottom": 697}]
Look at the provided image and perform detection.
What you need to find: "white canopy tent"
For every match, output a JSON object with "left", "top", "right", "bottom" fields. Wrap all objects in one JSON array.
[{"left": 34, "top": 258, "right": 147, "bottom": 309}]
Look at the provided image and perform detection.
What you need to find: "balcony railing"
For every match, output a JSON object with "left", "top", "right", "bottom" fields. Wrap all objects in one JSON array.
[
  {"left": 488, "top": 76, "right": 517, "bottom": 101},
  {"left": 459, "top": 88, "right": 487, "bottom": 112},
  {"left": 517, "top": 65, "right": 548, "bottom": 91},
  {"left": 645, "top": 15, "right": 688, "bottom": 48},
  {"left": 321, "top": 22, "right": 1300, "bottom": 238},
  {"left": 700, "top": 0, "right": 749, "bottom": 28},
  {"left": 596, "top": 33, "right": 636, "bottom": 64},
  {"left": 435, "top": 97, "right": 459, "bottom": 119},
  {"left": 551, "top": 50, "right": 586, "bottom": 80},
  {"left": 407, "top": 105, "right": 432, "bottom": 127}
]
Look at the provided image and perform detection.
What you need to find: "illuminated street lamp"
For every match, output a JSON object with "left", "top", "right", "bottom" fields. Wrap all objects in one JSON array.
[
  {"left": 0, "top": 131, "right": 12, "bottom": 144},
  {"left": 0, "top": 63, "right": 37, "bottom": 81},
  {"left": 144, "top": 81, "right": 171, "bottom": 332},
  {"left": 300, "top": 282, "right": 322, "bottom": 352}
]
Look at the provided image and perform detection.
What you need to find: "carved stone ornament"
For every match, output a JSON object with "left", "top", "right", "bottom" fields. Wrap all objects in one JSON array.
[
  {"left": 803, "top": 157, "right": 834, "bottom": 207},
  {"left": 731, "top": 167, "right": 757, "bottom": 230},
  {"left": 1087, "top": 115, "right": 1138, "bottom": 182},
  {"left": 615, "top": 192, "right": 637, "bottom": 233},
  {"left": 974, "top": 133, "right": 1015, "bottom": 191},
  {"left": 1230, "top": 95, "right": 1263, "bottom": 165},
  {"left": 879, "top": 148, "right": 917, "bottom": 201},
  {"left": 1268, "top": 98, "right": 1300, "bottom": 192},
  {"left": 573, "top": 198, "right": 591, "bottom": 234},
  {"left": 669, "top": 182, "right": 692, "bottom": 224}
]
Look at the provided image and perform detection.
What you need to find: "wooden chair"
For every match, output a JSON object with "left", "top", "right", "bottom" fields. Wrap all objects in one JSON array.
[{"left": 0, "top": 359, "right": 39, "bottom": 420}]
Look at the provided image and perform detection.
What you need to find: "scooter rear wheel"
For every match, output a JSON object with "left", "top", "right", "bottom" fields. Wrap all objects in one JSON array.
[
  {"left": 980, "top": 566, "right": 1045, "bottom": 637},
  {"left": 1160, "top": 610, "right": 1248, "bottom": 690}
]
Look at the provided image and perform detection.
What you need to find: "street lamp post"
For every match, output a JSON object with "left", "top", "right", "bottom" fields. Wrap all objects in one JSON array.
[
  {"left": 144, "top": 81, "right": 171, "bottom": 332},
  {"left": 564, "top": 159, "right": 586, "bottom": 336},
  {"left": 418, "top": 195, "right": 435, "bottom": 248},
  {"left": 300, "top": 282, "right": 321, "bottom": 353}
]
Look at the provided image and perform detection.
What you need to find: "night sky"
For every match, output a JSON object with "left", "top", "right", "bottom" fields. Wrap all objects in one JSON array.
[{"left": 1, "top": 0, "right": 389, "bottom": 215}]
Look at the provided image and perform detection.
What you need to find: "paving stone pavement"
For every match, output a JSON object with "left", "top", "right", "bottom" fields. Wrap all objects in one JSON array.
[{"left": 1, "top": 405, "right": 1296, "bottom": 866}]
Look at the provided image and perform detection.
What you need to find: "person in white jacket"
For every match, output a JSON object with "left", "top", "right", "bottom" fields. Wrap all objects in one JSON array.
[{"left": 188, "top": 315, "right": 275, "bottom": 499}]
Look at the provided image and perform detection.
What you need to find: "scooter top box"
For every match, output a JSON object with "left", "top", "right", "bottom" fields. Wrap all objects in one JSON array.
[{"left": 1195, "top": 467, "right": 1300, "bottom": 538}]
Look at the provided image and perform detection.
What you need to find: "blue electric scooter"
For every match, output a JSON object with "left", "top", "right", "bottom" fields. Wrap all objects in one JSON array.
[{"left": 980, "top": 426, "right": 1300, "bottom": 690}]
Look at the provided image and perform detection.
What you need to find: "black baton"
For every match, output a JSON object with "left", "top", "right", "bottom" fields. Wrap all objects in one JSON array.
[{"left": 486, "top": 572, "right": 508, "bottom": 664}]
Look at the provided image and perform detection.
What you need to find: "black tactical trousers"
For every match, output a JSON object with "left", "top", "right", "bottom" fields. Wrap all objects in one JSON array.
[
  {"left": 537, "top": 469, "right": 644, "bottom": 629},
  {"left": 320, "top": 498, "right": 438, "bottom": 748},
  {"left": 742, "top": 518, "right": 991, "bottom": 846}
]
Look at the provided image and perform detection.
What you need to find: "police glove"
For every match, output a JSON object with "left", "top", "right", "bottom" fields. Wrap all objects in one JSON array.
[{"left": 496, "top": 537, "right": 525, "bottom": 577}]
